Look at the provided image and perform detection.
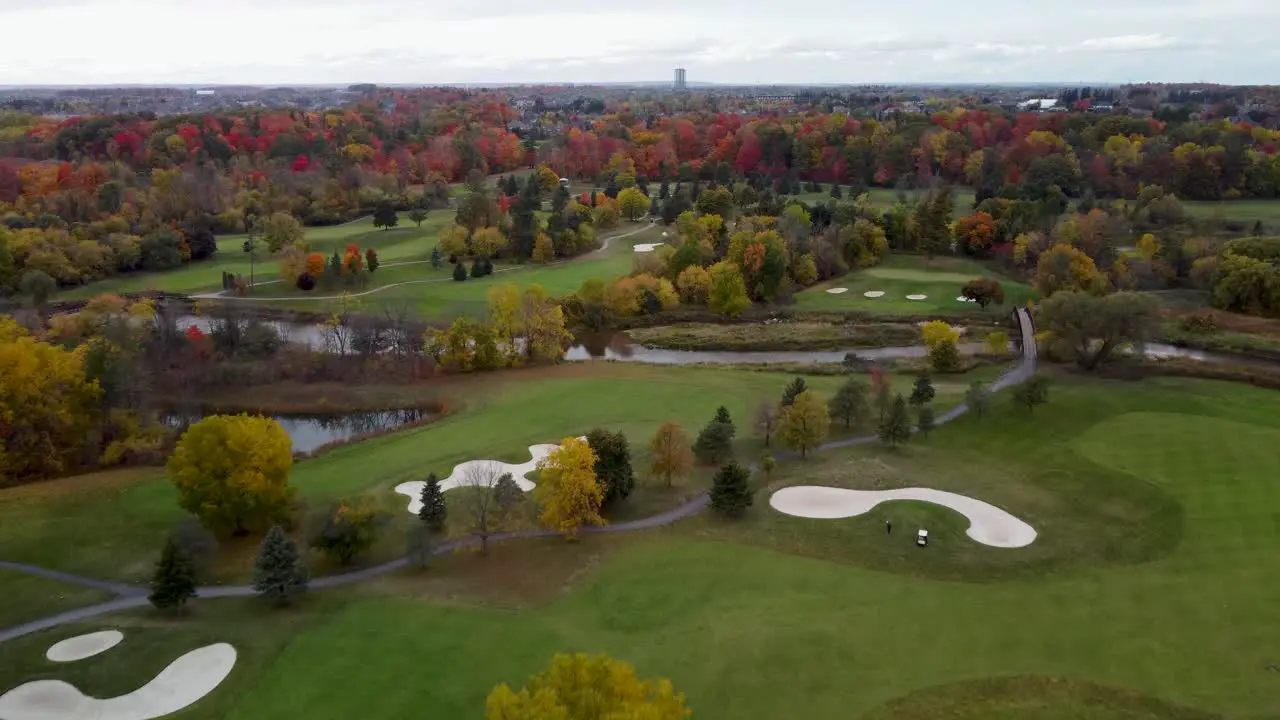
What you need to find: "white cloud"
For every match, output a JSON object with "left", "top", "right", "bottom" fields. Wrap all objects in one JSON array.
[{"left": 1078, "top": 35, "right": 1180, "bottom": 52}]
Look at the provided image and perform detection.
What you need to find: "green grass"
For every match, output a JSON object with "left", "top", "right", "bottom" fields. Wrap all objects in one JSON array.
[
  {"left": 4, "top": 375, "right": 1280, "bottom": 718},
  {"left": 792, "top": 186, "right": 978, "bottom": 218},
  {"left": 1183, "top": 198, "right": 1280, "bottom": 224},
  {"left": 794, "top": 254, "right": 1037, "bottom": 315},
  {"left": 0, "top": 570, "right": 111, "bottom": 628}
]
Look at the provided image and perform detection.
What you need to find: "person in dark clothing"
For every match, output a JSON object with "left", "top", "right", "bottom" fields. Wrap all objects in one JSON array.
[{"left": 886, "top": 519, "right": 892, "bottom": 535}]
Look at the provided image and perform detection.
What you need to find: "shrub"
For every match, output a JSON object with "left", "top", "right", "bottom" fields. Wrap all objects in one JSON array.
[
  {"left": 296, "top": 272, "right": 317, "bottom": 291},
  {"left": 1178, "top": 311, "right": 1218, "bottom": 334},
  {"left": 309, "top": 499, "right": 387, "bottom": 565}
]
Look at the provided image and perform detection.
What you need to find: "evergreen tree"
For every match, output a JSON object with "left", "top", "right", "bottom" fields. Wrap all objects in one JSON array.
[
  {"left": 659, "top": 182, "right": 670, "bottom": 200},
  {"left": 586, "top": 429, "right": 636, "bottom": 506},
  {"left": 452, "top": 262, "right": 467, "bottom": 281},
  {"left": 781, "top": 377, "right": 808, "bottom": 407},
  {"left": 418, "top": 473, "right": 447, "bottom": 531},
  {"left": 604, "top": 176, "right": 620, "bottom": 199},
  {"left": 830, "top": 183, "right": 843, "bottom": 199},
  {"left": 878, "top": 395, "right": 913, "bottom": 448},
  {"left": 253, "top": 525, "right": 309, "bottom": 607},
  {"left": 712, "top": 406, "right": 736, "bottom": 437},
  {"left": 149, "top": 537, "right": 197, "bottom": 612},
  {"left": 917, "top": 406, "right": 936, "bottom": 439},
  {"left": 481, "top": 257, "right": 494, "bottom": 276},
  {"left": 693, "top": 415, "right": 735, "bottom": 465},
  {"left": 430, "top": 245, "right": 442, "bottom": 268},
  {"left": 828, "top": 378, "right": 869, "bottom": 428},
  {"left": 590, "top": 190, "right": 599, "bottom": 207},
  {"left": 909, "top": 373, "right": 936, "bottom": 407},
  {"left": 965, "top": 381, "right": 989, "bottom": 418},
  {"left": 710, "top": 462, "right": 753, "bottom": 517},
  {"left": 470, "top": 258, "right": 484, "bottom": 278}
]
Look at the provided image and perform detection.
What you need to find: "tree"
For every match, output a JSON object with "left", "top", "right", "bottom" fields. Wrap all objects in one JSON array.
[
  {"left": 871, "top": 367, "right": 893, "bottom": 421},
  {"left": 149, "top": 537, "right": 196, "bottom": 613},
  {"left": 1050, "top": 290, "right": 1162, "bottom": 369},
  {"left": 778, "top": 390, "right": 831, "bottom": 458},
  {"left": 675, "top": 265, "right": 711, "bottom": 304},
  {"left": 452, "top": 262, "right": 468, "bottom": 281},
  {"left": 710, "top": 462, "right": 753, "bottom": 517},
  {"left": 532, "top": 233, "right": 555, "bottom": 263},
  {"left": 253, "top": 525, "right": 308, "bottom": 606},
  {"left": 617, "top": 186, "right": 649, "bottom": 221},
  {"left": 929, "top": 341, "right": 961, "bottom": 373},
  {"left": 649, "top": 421, "right": 694, "bottom": 487},
  {"left": 310, "top": 500, "right": 385, "bottom": 565},
  {"left": 166, "top": 415, "right": 295, "bottom": 536},
  {"left": 916, "top": 406, "right": 936, "bottom": 439},
  {"left": 262, "top": 212, "right": 304, "bottom": 252},
  {"left": 961, "top": 278, "right": 1005, "bottom": 309},
  {"left": 694, "top": 413, "right": 735, "bottom": 466},
  {"left": 712, "top": 406, "right": 736, "bottom": 436},
  {"left": 456, "top": 461, "right": 517, "bottom": 554},
  {"left": 418, "top": 472, "right": 447, "bottom": 531},
  {"left": 537, "top": 437, "right": 605, "bottom": 540},
  {"left": 707, "top": 261, "right": 750, "bottom": 318},
  {"left": 408, "top": 208, "right": 428, "bottom": 227},
  {"left": 586, "top": 429, "right": 635, "bottom": 506},
  {"left": 955, "top": 211, "right": 997, "bottom": 256},
  {"left": 754, "top": 400, "right": 779, "bottom": 446},
  {"left": 878, "top": 394, "right": 912, "bottom": 447},
  {"left": 965, "top": 381, "right": 989, "bottom": 418},
  {"left": 759, "top": 452, "right": 777, "bottom": 482},
  {"left": 828, "top": 378, "right": 869, "bottom": 428},
  {"left": 431, "top": 246, "right": 442, "bottom": 268},
  {"left": 472, "top": 227, "right": 509, "bottom": 258},
  {"left": 781, "top": 377, "right": 808, "bottom": 407},
  {"left": 1035, "top": 244, "right": 1106, "bottom": 297},
  {"left": 1013, "top": 373, "right": 1050, "bottom": 412},
  {"left": 909, "top": 373, "right": 935, "bottom": 407},
  {"left": 372, "top": 201, "right": 399, "bottom": 231},
  {"left": 18, "top": 268, "right": 56, "bottom": 307},
  {"left": 437, "top": 223, "right": 470, "bottom": 257},
  {"left": 365, "top": 248, "right": 380, "bottom": 274},
  {"left": 485, "top": 653, "right": 691, "bottom": 720}
]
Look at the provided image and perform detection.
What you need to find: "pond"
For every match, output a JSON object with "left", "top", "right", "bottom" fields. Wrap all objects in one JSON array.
[{"left": 165, "top": 408, "right": 432, "bottom": 454}]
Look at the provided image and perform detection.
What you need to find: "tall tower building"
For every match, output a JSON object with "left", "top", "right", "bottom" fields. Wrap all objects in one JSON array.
[{"left": 674, "top": 68, "right": 687, "bottom": 91}]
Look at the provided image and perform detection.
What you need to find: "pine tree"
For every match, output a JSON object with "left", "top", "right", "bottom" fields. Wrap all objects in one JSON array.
[
  {"left": 452, "top": 262, "right": 467, "bottom": 281},
  {"left": 878, "top": 394, "right": 913, "bottom": 448},
  {"left": 693, "top": 416, "right": 735, "bottom": 466},
  {"left": 418, "top": 473, "right": 447, "bottom": 531},
  {"left": 431, "top": 246, "right": 442, "bottom": 268},
  {"left": 712, "top": 406, "right": 736, "bottom": 437},
  {"left": 710, "top": 462, "right": 753, "bottom": 517},
  {"left": 781, "top": 377, "right": 808, "bottom": 407},
  {"left": 470, "top": 258, "right": 483, "bottom": 278},
  {"left": 909, "top": 373, "right": 935, "bottom": 407},
  {"left": 253, "top": 525, "right": 309, "bottom": 607},
  {"left": 149, "top": 537, "right": 197, "bottom": 612}
]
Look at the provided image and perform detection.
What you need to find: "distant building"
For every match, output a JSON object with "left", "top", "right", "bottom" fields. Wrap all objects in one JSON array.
[
  {"left": 674, "top": 68, "right": 687, "bottom": 92},
  {"left": 1018, "top": 98, "right": 1058, "bottom": 112},
  {"left": 195, "top": 89, "right": 216, "bottom": 96}
]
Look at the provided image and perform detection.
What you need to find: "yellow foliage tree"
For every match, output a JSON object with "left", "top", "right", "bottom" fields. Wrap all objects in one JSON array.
[
  {"left": 777, "top": 390, "right": 830, "bottom": 458},
  {"left": 606, "top": 277, "right": 643, "bottom": 316},
  {"left": 593, "top": 202, "right": 621, "bottom": 230},
  {"left": 617, "top": 187, "right": 649, "bottom": 221},
  {"left": 648, "top": 421, "right": 693, "bottom": 487},
  {"left": 472, "top": 227, "right": 509, "bottom": 258},
  {"left": 537, "top": 164, "right": 561, "bottom": 192},
  {"left": 522, "top": 284, "right": 573, "bottom": 362},
  {"left": 532, "top": 233, "right": 555, "bottom": 264},
  {"left": 920, "top": 320, "right": 961, "bottom": 350},
  {"left": 277, "top": 245, "right": 308, "bottom": 285},
  {"left": 708, "top": 261, "right": 751, "bottom": 318},
  {"left": 1136, "top": 233, "right": 1161, "bottom": 261},
  {"left": 536, "top": 437, "right": 604, "bottom": 540},
  {"left": 166, "top": 415, "right": 295, "bottom": 535},
  {"left": 676, "top": 265, "right": 711, "bottom": 304},
  {"left": 437, "top": 224, "right": 470, "bottom": 258},
  {"left": 1035, "top": 244, "right": 1107, "bottom": 297},
  {"left": 0, "top": 317, "right": 101, "bottom": 484},
  {"left": 486, "top": 653, "right": 691, "bottom": 720}
]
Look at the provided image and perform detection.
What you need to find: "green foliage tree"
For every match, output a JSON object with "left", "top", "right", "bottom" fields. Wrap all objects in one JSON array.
[
  {"left": 708, "top": 261, "right": 750, "bottom": 317},
  {"left": 18, "top": 269, "right": 56, "bottom": 307},
  {"left": 909, "top": 373, "right": 935, "bottom": 407},
  {"left": 372, "top": 201, "right": 399, "bottom": 231},
  {"left": 712, "top": 406, "right": 736, "bottom": 437},
  {"left": 965, "top": 381, "right": 989, "bottom": 418},
  {"left": 408, "top": 208, "right": 428, "bottom": 227},
  {"left": 694, "top": 414, "right": 735, "bottom": 466},
  {"left": 1013, "top": 374, "right": 1050, "bottom": 412},
  {"left": 586, "top": 428, "right": 635, "bottom": 506},
  {"left": 781, "top": 377, "right": 808, "bottom": 407},
  {"left": 168, "top": 519, "right": 219, "bottom": 582},
  {"left": 828, "top": 378, "right": 869, "bottom": 428},
  {"left": 310, "top": 500, "right": 386, "bottom": 565},
  {"left": 916, "top": 406, "right": 936, "bottom": 439},
  {"left": 149, "top": 537, "right": 197, "bottom": 613},
  {"left": 1039, "top": 291, "right": 1161, "bottom": 369},
  {"left": 452, "top": 262, "right": 468, "bottom": 281},
  {"left": 431, "top": 246, "right": 442, "bottom": 268},
  {"left": 878, "top": 394, "right": 912, "bottom": 447},
  {"left": 253, "top": 525, "right": 309, "bottom": 607},
  {"left": 710, "top": 462, "right": 753, "bottom": 517},
  {"left": 418, "top": 472, "right": 447, "bottom": 531},
  {"left": 928, "top": 340, "right": 961, "bottom": 373}
]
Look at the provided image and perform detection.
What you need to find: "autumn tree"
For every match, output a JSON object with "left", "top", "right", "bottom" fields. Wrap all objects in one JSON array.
[
  {"left": 878, "top": 394, "right": 912, "bottom": 447},
  {"left": 649, "top": 421, "right": 693, "bottom": 487},
  {"left": 1036, "top": 244, "right": 1107, "bottom": 297},
  {"left": 437, "top": 224, "right": 470, "bottom": 258},
  {"left": 754, "top": 400, "right": 779, "bottom": 446},
  {"left": 617, "top": 186, "right": 649, "bottom": 221},
  {"left": 485, "top": 653, "right": 691, "bottom": 720},
  {"left": 472, "top": 227, "right": 509, "bottom": 258},
  {"left": 828, "top": 378, "right": 869, "bottom": 428},
  {"left": 778, "top": 390, "right": 831, "bottom": 458},
  {"left": 262, "top": 212, "right": 305, "bottom": 252},
  {"left": 310, "top": 499, "right": 386, "bottom": 565},
  {"left": 961, "top": 278, "right": 1005, "bottom": 309},
  {"left": 532, "top": 233, "right": 555, "bottom": 263},
  {"left": 921, "top": 320, "right": 962, "bottom": 372},
  {"left": 149, "top": 537, "right": 197, "bottom": 613},
  {"left": 1039, "top": 291, "right": 1160, "bottom": 369},
  {"left": 454, "top": 461, "right": 518, "bottom": 554},
  {"left": 676, "top": 265, "right": 711, "bottom": 304},
  {"left": 710, "top": 462, "right": 753, "bottom": 517},
  {"left": 707, "top": 261, "right": 751, "bottom": 317},
  {"left": 253, "top": 524, "right": 309, "bottom": 607},
  {"left": 418, "top": 472, "right": 447, "bottom": 531},
  {"left": 955, "top": 211, "right": 997, "bottom": 256},
  {"left": 166, "top": 415, "right": 295, "bottom": 535},
  {"left": 537, "top": 437, "right": 605, "bottom": 540},
  {"left": 586, "top": 428, "right": 635, "bottom": 506}
]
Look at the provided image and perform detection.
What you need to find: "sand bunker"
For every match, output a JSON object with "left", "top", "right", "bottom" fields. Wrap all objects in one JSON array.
[
  {"left": 863, "top": 291, "right": 885, "bottom": 298},
  {"left": 956, "top": 296, "right": 976, "bottom": 303},
  {"left": 633, "top": 243, "right": 663, "bottom": 253},
  {"left": 906, "top": 294, "right": 928, "bottom": 301},
  {"left": 46, "top": 630, "right": 123, "bottom": 663},
  {"left": 769, "top": 486, "right": 1037, "bottom": 548},
  {"left": 825, "top": 288, "right": 849, "bottom": 295},
  {"left": 0, "top": 643, "right": 237, "bottom": 720},
  {"left": 394, "top": 438, "right": 585, "bottom": 515}
]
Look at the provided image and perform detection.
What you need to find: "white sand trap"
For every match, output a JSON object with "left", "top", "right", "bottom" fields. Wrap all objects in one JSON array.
[
  {"left": 769, "top": 486, "right": 1037, "bottom": 548},
  {"left": 863, "top": 291, "right": 885, "bottom": 298},
  {"left": 633, "top": 243, "right": 663, "bottom": 253},
  {"left": 956, "top": 296, "right": 976, "bottom": 303},
  {"left": 0, "top": 643, "right": 237, "bottom": 720},
  {"left": 46, "top": 630, "right": 123, "bottom": 662},
  {"left": 825, "top": 288, "right": 849, "bottom": 295},
  {"left": 906, "top": 294, "right": 929, "bottom": 301},
  {"left": 394, "top": 438, "right": 585, "bottom": 515},
  {"left": 661, "top": 232, "right": 669, "bottom": 237}
]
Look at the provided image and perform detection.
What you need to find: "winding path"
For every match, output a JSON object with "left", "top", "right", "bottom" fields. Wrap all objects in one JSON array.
[
  {"left": 0, "top": 309, "right": 1035, "bottom": 645},
  {"left": 191, "top": 222, "right": 656, "bottom": 302}
]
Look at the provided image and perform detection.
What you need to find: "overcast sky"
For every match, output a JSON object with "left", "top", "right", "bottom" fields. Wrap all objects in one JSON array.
[{"left": 3, "top": 0, "right": 1277, "bottom": 86}]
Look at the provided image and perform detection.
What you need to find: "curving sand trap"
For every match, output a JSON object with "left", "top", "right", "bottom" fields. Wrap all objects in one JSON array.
[
  {"left": 46, "top": 630, "right": 123, "bottom": 662},
  {"left": 956, "top": 296, "right": 976, "bottom": 303},
  {"left": 0, "top": 643, "right": 237, "bottom": 720},
  {"left": 769, "top": 486, "right": 1037, "bottom": 548},
  {"left": 825, "top": 288, "right": 849, "bottom": 295},
  {"left": 863, "top": 291, "right": 885, "bottom": 298},
  {"left": 633, "top": 243, "right": 664, "bottom": 253},
  {"left": 906, "top": 294, "right": 929, "bottom": 301},
  {"left": 394, "top": 438, "right": 585, "bottom": 515}
]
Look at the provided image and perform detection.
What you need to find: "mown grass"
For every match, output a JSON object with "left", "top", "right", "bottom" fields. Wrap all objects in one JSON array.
[
  {"left": 0, "top": 570, "right": 111, "bottom": 628},
  {"left": 4, "top": 375, "right": 1280, "bottom": 719},
  {"left": 795, "top": 254, "right": 1037, "bottom": 315}
]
